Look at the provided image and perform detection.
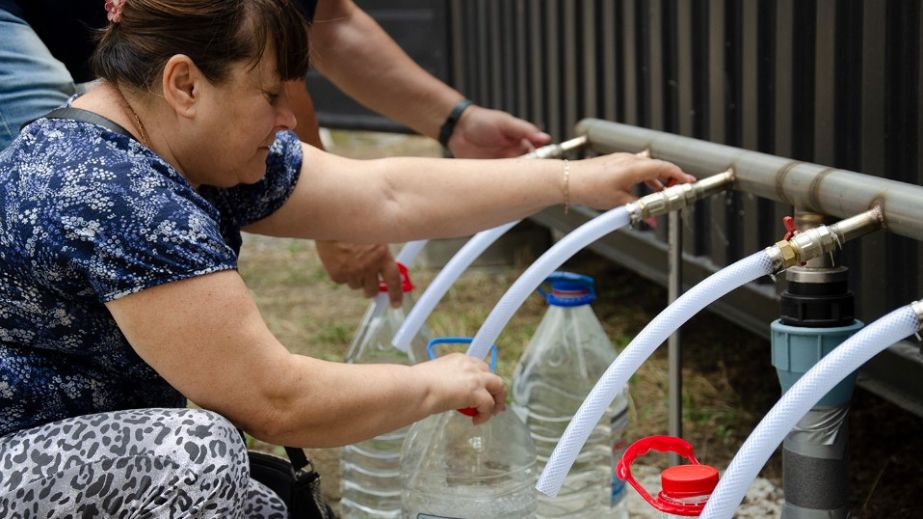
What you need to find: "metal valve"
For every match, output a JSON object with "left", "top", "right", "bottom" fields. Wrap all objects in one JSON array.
[{"left": 626, "top": 170, "right": 735, "bottom": 226}]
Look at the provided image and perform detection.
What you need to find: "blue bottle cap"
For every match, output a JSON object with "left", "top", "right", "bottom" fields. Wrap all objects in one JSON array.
[{"left": 537, "top": 271, "right": 596, "bottom": 307}]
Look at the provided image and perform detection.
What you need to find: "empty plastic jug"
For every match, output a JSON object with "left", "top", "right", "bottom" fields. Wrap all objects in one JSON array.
[
  {"left": 340, "top": 263, "right": 431, "bottom": 519},
  {"left": 616, "top": 435, "right": 719, "bottom": 518},
  {"left": 511, "top": 272, "right": 629, "bottom": 518},
  {"left": 401, "top": 337, "right": 537, "bottom": 519}
]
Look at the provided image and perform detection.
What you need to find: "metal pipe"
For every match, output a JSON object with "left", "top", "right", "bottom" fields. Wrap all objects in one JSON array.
[
  {"left": 667, "top": 209, "right": 683, "bottom": 466},
  {"left": 576, "top": 119, "right": 923, "bottom": 241},
  {"left": 522, "top": 135, "right": 588, "bottom": 159}
]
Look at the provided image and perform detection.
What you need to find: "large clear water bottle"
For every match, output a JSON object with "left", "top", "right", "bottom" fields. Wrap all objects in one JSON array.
[
  {"left": 511, "top": 272, "right": 630, "bottom": 518},
  {"left": 615, "top": 435, "right": 719, "bottom": 518},
  {"left": 401, "top": 337, "right": 537, "bottom": 519},
  {"left": 340, "top": 263, "right": 431, "bottom": 519}
]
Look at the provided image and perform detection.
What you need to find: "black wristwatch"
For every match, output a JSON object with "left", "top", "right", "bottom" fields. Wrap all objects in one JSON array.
[{"left": 437, "top": 99, "right": 474, "bottom": 147}]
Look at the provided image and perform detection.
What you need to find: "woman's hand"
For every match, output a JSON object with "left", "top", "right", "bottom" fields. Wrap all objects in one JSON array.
[
  {"left": 571, "top": 153, "right": 697, "bottom": 209},
  {"left": 412, "top": 353, "right": 506, "bottom": 425}
]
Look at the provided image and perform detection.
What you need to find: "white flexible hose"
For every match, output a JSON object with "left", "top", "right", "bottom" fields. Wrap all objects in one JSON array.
[
  {"left": 536, "top": 250, "right": 775, "bottom": 496},
  {"left": 396, "top": 240, "right": 428, "bottom": 266},
  {"left": 700, "top": 305, "right": 920, "bottom": 519},
  {"left": 466, "top": 207, "right": 632, "bottom": 360},
  {"left": 392, "top": 221, "right": 520, "bottom": 352}
]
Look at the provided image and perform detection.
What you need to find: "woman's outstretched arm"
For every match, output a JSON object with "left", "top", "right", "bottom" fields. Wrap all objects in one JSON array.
[{"left": 106, "top": 269, "right": 504, "bottom": 448}]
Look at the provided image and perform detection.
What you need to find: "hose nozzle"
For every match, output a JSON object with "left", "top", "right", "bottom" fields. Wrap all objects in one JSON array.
[
  {"left": 522, "top": 135, "right": 588, "bottom": 159},
  {"left": 765, "top": 206, "right": 884, "bottom": 271},
  {"left": 626, "top": 170, "right": 735, "bottom": 225}
]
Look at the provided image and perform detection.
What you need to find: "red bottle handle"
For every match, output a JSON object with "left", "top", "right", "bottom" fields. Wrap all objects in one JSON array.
[
  {"left": 615, "top": 435, "right": 703, "bottom": 516},
  {"left": 378, "top": 262, "right": 415, "bottom": 293}
]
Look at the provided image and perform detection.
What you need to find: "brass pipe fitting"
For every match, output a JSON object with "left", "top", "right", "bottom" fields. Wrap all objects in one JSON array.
[
  {"left": 522, "top": 135, "right": 589, "bottom": 159},
  {"left": 766, "top": 207, "right": 884, "bottom": 272},
  {"left": 912, "top": 300, "right": 923, "bottom": 330},
  {"left": 625, "top": 170, "right": 735, "bottom": 226}
]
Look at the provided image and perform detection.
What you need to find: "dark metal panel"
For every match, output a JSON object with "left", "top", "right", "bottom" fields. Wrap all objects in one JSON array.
[
  {"left": 528, "top": 0, "right": 545, "bottom": 130},
  {"left": 675, "top": 1, "right": 694, "bottom": 138},
  {"left": 769, "top": 0, "right": 794, "bottom": 252},
  {"left": 515, "top": 0, "right": 529, "bottom": 118},
  {"left": 499, "top": 1, "right": 515, "bottom": 115},
  {"left": 621, "top": 0, "right": 639, "bottom": 125},
  {"left": 740, "top": 1, "right": 761, "bottom": 256},
  {"left": 600, "top": 0, "right": 618, "bottom": 122},
  {"left": 813, "top": 0, "right": 837, "bottom": 168},
  {"left": 580, "top": 0, "right": 598, "bottom": 122},
  {"left": 857, "top": 0, "right": 888, "bottom": 320},
  {"left": 475, "top": 0, "right": 491, "bottom": 107},
  {"left": 648, "top": 0, "right": 669, "bottom": 243},
  {"left": 487, "top": 0, "right": 503, "bottom": 111},
  {"left": 562, "top": 1, "right": 578, "bottom": 136},
  {"left": 919, "top": 6, "right": 923, "bottom": 302},
  {"left": 707, "top": 0, "right": 728, "bottom": 267},
  {"left": 648, "top": 0, "right": 665, "bottom": 132},
  {"left": 307, "top": 0, "right": 449, "bottom": 132},
  {"left": 448, "top": 0, "right": 465, "bottom": 94},
  {"left": 545, "top": 0, "right": 562, "bottom": 139}
]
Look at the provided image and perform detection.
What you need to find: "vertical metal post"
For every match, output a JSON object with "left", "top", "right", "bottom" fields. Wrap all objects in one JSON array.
[{"left": 667, "top": 209, "right": 683, "bottom": 465}]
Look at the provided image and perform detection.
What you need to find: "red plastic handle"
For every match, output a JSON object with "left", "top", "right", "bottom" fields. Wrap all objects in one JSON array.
[
  {"left": 783, "top": 215, "right": 797, "bottom": 241},
  {"left": 615, "top": 436, "right": 701, "bottom": 515},
  {"left": 457, "top": 407, "right": 477, "bottom": 417},
  {"left": 378, "top": 262, "right": 414, "bottom": 293}
]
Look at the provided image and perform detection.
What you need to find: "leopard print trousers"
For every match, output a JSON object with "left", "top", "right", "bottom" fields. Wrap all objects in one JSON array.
[{"left": 0, "top": 408, "right": 287, "bottom": 518}]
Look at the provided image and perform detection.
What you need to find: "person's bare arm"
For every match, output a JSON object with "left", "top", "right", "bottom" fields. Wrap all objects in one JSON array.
[
  {"left": 105, "top": 270, "right": 504, "bottom": 447},
  {"left": 244, "top": 143, "right": 693, "bottom": 243},
  {"left": 309, "top": 0, "right": 549, "bottom": 155},
  {"left": 310, "top": 0, "right": 462, "bottom": 139}
]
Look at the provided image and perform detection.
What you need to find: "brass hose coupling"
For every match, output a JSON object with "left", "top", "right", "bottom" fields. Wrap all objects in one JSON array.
[
  {"left": 765, "top": 206, "right": 884, "bottom": 272},
  {"left": 911, "top": 300, "right": 923, "bottom": 330},
  {"left": 522, "top": 135, "right": 589, "bottom": 159},
  {"left": 625, "top": 170, "right": 735, "bottom": 226}
]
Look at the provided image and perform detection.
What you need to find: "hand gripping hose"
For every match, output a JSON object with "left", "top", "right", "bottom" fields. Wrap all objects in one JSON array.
[
  {"left": 465, "top": 207, "right": 632, "bottom": 360},
  {"left": 700, "top": 302, "right": 922, "bottom": 519},
  {"left": 536, "top": 250, "right": 774, "bottom": 496},
  {"left": 391, "top": 221, "right": 520, "bottom": 352}
]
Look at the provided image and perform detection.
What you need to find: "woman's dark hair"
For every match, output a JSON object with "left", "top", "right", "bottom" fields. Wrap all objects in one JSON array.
[{"left": 91, "top": 0, "right": 310, "bottom": 90}]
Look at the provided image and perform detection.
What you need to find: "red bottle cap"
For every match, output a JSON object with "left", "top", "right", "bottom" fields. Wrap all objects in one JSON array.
[{"left": 661, "top": 464, "right": 719, "bottom": 498}]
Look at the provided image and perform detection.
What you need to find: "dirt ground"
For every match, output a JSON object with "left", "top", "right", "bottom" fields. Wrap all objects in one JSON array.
[{"left": 238, "top": 130, "right": 922, "bottom": 518}]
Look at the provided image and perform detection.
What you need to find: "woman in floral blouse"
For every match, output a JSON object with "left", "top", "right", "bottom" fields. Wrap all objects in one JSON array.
[{"left": 0, "top": 0, "right": 692, "bottom": 515}]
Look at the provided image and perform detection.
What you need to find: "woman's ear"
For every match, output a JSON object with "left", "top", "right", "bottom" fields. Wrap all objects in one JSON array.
[{"left": 161, "top": 54, "right": 201, "bottom": 118}]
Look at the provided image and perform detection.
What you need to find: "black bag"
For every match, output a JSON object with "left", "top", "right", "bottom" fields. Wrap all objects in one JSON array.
[{"left": 248, "top": 446, "right": 336, "bottom": 519}]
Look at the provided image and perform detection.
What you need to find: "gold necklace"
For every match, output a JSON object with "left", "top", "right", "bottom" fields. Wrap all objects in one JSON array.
[{"left": 112, "top": 84, "right": 149, "bottom": 146}]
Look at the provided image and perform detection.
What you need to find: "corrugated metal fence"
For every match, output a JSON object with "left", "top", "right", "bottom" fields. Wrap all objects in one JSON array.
[
  {"left": 447, "top": 0, "right": 922, "bottom": 328},
  {"left": 311, "top": 0, "right": 923, "bottom": 412}
]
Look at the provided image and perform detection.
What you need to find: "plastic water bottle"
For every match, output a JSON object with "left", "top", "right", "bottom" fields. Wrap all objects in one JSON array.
[
  {"left": 615, "top": 435, "right": 719, "bottom": 518},
  {"left": 511, "top": 272, "right": 629, "bottom": 518},
  {"left": 401, "top": 337, "right": 537, "bottom": 519},
  {"left": 340, "top": 263, "right": 431, "bottom": 519}
]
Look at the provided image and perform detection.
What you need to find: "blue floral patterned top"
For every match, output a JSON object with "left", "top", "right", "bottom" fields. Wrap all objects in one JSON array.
[{"left": 0, "top": 116, "right": 302, "bottom": 437}]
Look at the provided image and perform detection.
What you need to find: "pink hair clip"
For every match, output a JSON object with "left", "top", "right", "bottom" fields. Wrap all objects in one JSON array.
[{"left": 105, "top": 0, "right": 126, "bottom": 23}]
